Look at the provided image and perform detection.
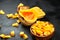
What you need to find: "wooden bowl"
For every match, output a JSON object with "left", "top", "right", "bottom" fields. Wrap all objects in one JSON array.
[{"left": 30, "top": 21, "right": 55, "bottom": 40}]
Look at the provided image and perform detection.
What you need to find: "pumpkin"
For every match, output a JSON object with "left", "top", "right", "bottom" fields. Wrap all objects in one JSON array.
[
  {"left": 19, "top": 9, "right": 37, "bottom": 23},
  {"left": 17, "top": 6, "right": 45, "bottom": 26}
]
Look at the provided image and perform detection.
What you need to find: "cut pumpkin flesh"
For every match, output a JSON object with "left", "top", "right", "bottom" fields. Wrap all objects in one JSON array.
[
  {"left": 19, "top": 9, "right": 37, "bottom": 23},
  {"left": 18, "top": 7, "right": 45, "bottom": 23},
  {"left": 22, "top": 12, "right": 34, "bottom": 20}
]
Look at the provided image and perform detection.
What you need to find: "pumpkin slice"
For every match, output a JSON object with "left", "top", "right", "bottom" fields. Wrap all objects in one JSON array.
[
  {"left": 19, "top": 9, "right": 37, "bottom": 23},
  {"left": 30, "top": 7, "right": 46, "bottom": 19}
]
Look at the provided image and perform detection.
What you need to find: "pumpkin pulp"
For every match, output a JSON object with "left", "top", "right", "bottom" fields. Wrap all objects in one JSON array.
[{"left": 22, "top": 12, "right": 34, "bottom": 20}]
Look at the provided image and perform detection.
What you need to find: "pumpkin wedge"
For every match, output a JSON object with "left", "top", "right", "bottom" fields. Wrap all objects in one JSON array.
[
  {"left": 19, "top": 9, "right": 37, "bottom": 23},
  {"left": 30, "top": 7, "right": 45, "bottom": 19}
]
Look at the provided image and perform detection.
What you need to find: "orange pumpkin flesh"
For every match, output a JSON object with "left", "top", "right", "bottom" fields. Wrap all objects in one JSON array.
[
  {"left": 22, "top": 12, "right": 34, "bottom": 20},
  {"left": 19, "top": 9, "right": 37, "bottom": 24}
]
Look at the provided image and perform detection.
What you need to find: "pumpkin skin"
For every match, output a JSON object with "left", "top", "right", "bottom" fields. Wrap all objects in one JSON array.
[
  {"left": 17, "top": 6, "right": 45, "bottom": 26},
  {"left": 30, "top": 7, "right": 45, "bottom": 19}
]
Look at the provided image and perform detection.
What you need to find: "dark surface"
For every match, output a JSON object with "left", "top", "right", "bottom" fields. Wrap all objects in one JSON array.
[{"left": 0, "top": 0, "right": 60, "bottom": 40}]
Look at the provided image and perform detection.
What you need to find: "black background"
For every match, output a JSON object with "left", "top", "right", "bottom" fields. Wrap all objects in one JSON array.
[{"left": 0, "top": 0, "right": 60, "bottom": 40}]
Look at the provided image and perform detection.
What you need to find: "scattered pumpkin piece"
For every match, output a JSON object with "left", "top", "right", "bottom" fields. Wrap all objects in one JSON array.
[
  {"left": 11, "top": 13, "right": 18, "bottom": 19},
  {"left": 6, "top": 14, "right": 13, "bottom": 18},
  {"left": 5, "top": 35, "right": 11, "bottom": 38},
  {"left": 12, "top": 15, "right": 17, "bottom": 19},
  {"left": 20, "top": 32, "right": 28, "bottom": 39},
  {"left": 0, "top": 10, "right": 5, "bottom": 15},
  {"left": 23, "top": 34, "right": 28, "bottom": 39},
  {"left": 17, "top": 20, "right": 21, "bottom": 23},
  {"left": 19, "top": 32, "right": 24, "bottom": 37},
  {"left": 6, "top": 13, "right": 18, "bottom": 19},
  {"left": 0, "top": 34, "right": 5, "bottom": 38},
  {"left": 10, "top": 31, "right": 15, "bottom": 37},
  {"left": 12, "top": 23, "right": 19, "bottom": 27},
  {"left": 0, "top": 34, "right": 11, "bottom": 39},
  {"left": 14, "top": 12, "right": 19, "bottom": 18}
]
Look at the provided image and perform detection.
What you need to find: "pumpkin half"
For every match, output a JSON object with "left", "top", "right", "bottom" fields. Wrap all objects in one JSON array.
[
  {"left": 19, "top": 9, "right": 37, "bottom": 23},
  {"left": 17, "top": 5, "right": 46, "bottom": 26}
]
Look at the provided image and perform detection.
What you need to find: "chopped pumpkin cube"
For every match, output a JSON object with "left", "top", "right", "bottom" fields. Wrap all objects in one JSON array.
[
  {"left": 17, "top": 20, "right": 20, "bottom": 23},
  {"left": 5, "top": 35, "right": 11, "bottom": 38},
  {"left": 0, "top": 10, "right": 5, "bottom": 15},
  {"left": 23, "top": 34, "right": 28, "bottom": 39},
  {"left": 0, "top": 34, "right": 11, "bottom": 39},
  {"left": 10, "top": 31, "right": 15, "bottom": 37},
  {"left": 14, "top": 13, "right": 19, "bottom": 18},
  {"left": 36, "top": 30, "right": 42, "bottom": 35},
  {"left": 6, "top": 14, "right": 13, "bottom": 18},
  {"left": 12, "top": 23, "right": 19, "bottom": 27},
  {"left": 7, "top": 13, "right": 18, "bottom": 19},
  {"left": 20, "top": 32, "right": 24, "bottom": 37},
  {"left": 44, "top": 31, "right": 50, "bottom": 36},
  {"left": 0, "top": 34, "right": 5, "bottom": 38},
  {"left": 32, "top": 30, "right": 36, "bottom": 35},
  {"left": 19, "top": 32, "right": 28, "bottom": 39},
  {"left": 12, "top": 15, "right": 17, "bottom": 19}
]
